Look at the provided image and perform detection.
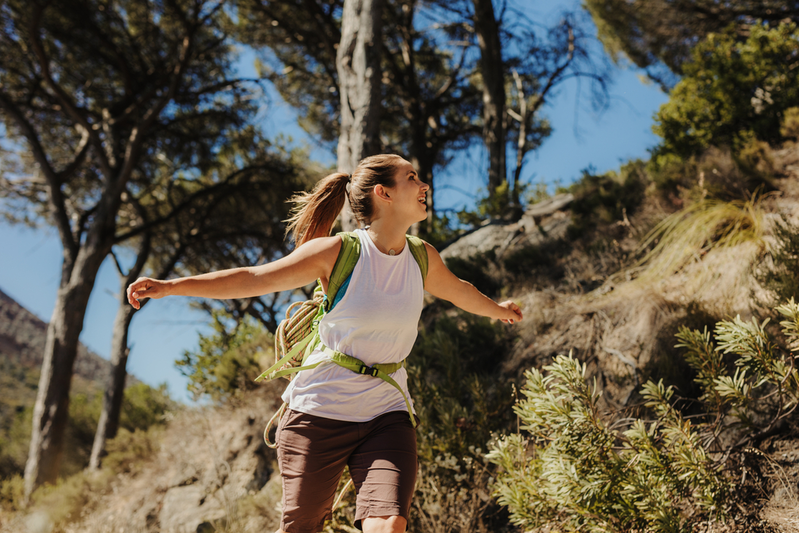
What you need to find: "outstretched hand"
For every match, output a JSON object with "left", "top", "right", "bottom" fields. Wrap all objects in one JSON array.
[
  {"left": 127, "top": 277, "right": 169, "bottom": 309},
  {"left": 498, "top": 300, "right": 523, "bottom": 324}
]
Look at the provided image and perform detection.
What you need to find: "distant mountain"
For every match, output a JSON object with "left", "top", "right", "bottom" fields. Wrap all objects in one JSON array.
[{"left": 0, "top": 287, "right": 111, "bottom": 386}]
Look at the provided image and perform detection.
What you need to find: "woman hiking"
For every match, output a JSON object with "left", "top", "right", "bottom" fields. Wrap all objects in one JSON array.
[{"left": 126, "top": 154, "right": 523, "bottom": 533}]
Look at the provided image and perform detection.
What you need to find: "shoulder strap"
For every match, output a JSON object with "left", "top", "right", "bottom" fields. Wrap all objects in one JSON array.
[
  {"left": 325, "top": 232, "right": 361, "bottom": 310},
  {"left": 405, "top": 235, "right": 428, "bottom": 287}
]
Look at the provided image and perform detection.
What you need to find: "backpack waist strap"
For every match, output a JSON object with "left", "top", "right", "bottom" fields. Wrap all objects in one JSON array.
[
  {"left": 321, "top": 347, "right": 415, "bottom": 427},
  {"left": 254, "top": 341, "right": 416, "bottom": 427}
]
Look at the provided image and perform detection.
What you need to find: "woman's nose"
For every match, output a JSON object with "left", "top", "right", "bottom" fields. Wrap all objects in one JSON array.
[{"left": 420, "top": 181, "right": 430, "bottom": 192}]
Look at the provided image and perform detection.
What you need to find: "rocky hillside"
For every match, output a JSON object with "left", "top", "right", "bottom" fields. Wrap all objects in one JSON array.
[
  {"left": 0, "top": 289, "right": 141, "bottom": 481},
  {"left": 0, "top": 288, "right": 113, "bottom": 387},
  {"left": 5, "top": 147, "right": 799, "bottom": 533}
]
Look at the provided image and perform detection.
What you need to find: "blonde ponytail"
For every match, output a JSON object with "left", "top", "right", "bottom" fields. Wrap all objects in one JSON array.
[{"left": 285, "top": 172, "right": 350, "bottom": 246}]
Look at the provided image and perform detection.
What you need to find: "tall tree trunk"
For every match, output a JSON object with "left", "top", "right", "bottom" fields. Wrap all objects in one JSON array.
[
  {"left": 23, "top": 243, "right": 108, "bottom": 500},
  {"left": 337, "top": 0, "right": 384, "bottom": 230},
  {"left": 88, "top": 299, "right": 134, "bottom": 471},
  {"left": 472, "top": 0, "right": 506, "bottom": 198}
]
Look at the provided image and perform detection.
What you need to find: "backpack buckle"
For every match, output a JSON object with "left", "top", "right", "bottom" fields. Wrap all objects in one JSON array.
[{"left": 358, "top": 365, "right": 379, "bottom": 377}]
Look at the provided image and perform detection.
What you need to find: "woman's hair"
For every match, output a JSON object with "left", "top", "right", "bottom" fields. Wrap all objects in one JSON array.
[{"left": 285, "top": 154, "right": 405, "bottom": 245}]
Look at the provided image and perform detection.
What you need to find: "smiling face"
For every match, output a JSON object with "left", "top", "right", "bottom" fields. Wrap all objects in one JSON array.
[{"left": 385, "top": 160, "right": 430, "bottom": 223}]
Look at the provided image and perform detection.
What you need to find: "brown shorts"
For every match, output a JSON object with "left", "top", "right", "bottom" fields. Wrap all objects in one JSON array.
[{"left": 276, "top": 409, "right": 418, "bottom": 533}]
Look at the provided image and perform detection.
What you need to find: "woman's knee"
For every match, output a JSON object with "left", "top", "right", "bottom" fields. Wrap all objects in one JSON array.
[{"left": 362, "top": 515, "right": 407, "bottom": 533}]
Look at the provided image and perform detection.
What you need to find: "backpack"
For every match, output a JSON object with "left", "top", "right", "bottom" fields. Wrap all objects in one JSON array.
[{"left": 255, "top": 231, "right": 428, "bottom": 448}]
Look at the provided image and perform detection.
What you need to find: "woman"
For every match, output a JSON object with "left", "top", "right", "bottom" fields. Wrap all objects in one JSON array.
[{"left": 127, "top": 154, "right": 523, "bottom": 533}]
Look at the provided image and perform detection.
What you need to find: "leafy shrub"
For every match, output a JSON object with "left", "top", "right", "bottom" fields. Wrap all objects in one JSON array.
[
  {"left": 780, "top": 106, "right": 799, "bottom": 140},
  {"left": 756, "top": 217, "right": 799, "bottom": 302},
  {"left": 103, "top": 426, "right": 165, "bottom": 475},
  {"left": 649, "top": 141, "right": 775, "bottom": 203},
  {"left": 488, "top": 300, "right": 799, "bottom": 532},
  {"left": 177, "top": 311, "right": 274, "bottom": 402},
  {"left": 119, "top": 382, "right": 175, "bottom": 432},
  {"left": 0, "top": 474, "right": 24, "bottom": 513},
  {"left": 567, "top": 160, "right": 647, "bottom": 240},
  {"left": 475, "top": 181, "right": 525, "bottom": 222},
  {"left": 652, "top": 22, "right": 799, "bottom": 163},
  {"left": 675, "top": 302, "right": 799, "bottom": 439},
  {"left": 28, "top": 468, "right": 116, "bottom": 528},
  {"left": 487, "top": 355, "right": 727, "bottom": 533},
  {"left": 502, "top": 242, "right": 557, "bottom": 279}
]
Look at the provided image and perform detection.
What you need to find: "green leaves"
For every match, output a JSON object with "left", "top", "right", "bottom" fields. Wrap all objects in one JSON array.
[
  {"left": 487, "top": 300, "right": 799, "bottom": 531},
  {"left": 653, "top": 22, "right": 799, "bottom": 162},
  {"left": 176, "top": 311, "right": 274, "bottom": 402},
  {"left": 489, "top": 355, "right": 724, "bottom": 533}
]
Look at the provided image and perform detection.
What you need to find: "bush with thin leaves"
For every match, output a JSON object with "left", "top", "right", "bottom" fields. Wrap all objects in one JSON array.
[
  {"left": 675, "top": 300, "right": 799, "bottom": 445},
  {"left": 486, "top": 354, "right": 726, "bottom": 533},
  {"left": 177, "top": 311, "right": 274, "bottom": 402},
  {"left": 488, "top": 300, "right": 799, "bottom": 532}
]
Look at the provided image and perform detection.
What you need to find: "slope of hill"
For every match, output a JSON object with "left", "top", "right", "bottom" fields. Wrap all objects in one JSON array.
[
  {"left": 5, "top": 147, "right": 799, "bottom": 532},
  {"left": 0, "top": 288, "right": 111, "bottom": 385},
  {"left": 0, "top": 289, "right": 142, "bottom": 481}
]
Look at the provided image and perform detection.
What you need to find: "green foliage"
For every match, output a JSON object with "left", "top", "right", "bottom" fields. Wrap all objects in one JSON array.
[
  {"left": 475, "top": 181, "right": 525, "bottom": 221},
  {"left": 487, "top": 355, "right": 726, "bottom": 533},
  {"left": 0, "top": 362, "right": 173, "bottom": 481},
  {"left": 567, "top": 160, "right": 647, "bottom": 240},
  {"left": 585, "top": 0, "right": 799, "bottom": 88},
  {"left": 489, "top": 300, "right": 799, "bottom": 531},
  {"left": 676, "top": 303, "right": 799, "bottom": 431},
  {"left": 177, "top": 312, "right": 273, "bottom": 402},
  {"left": 780, "top": 106, "right": 799, "bottom": 139},
  {"left": 0, "top": 424, "right": 164, "bottom": 519},
  {"left": 119, "top": 382, "right": 175, "bottom": 432},
  {"left": 0, "top": 474, "right": 24, "bottom": 513},
  {"left": 524, "top": 181, "right": 552, "bottom": 205},
  {"left": 28, "top": 469, "right": 116, "bottom": 528},
  {"left": 652, "top": 22, "right": 799, "bottom": 163},
  {"left": 756, "top": 217, "right": 799, "bottom": 302},
  {"left": 102, "top": 426, "right": 165, "bottom": 475},
  {"left": 649, "top": 142, "right": 775, "bottom": 201}
]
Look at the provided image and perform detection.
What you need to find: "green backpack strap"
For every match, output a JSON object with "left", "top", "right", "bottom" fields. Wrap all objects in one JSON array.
[
  {"left": 405, "top": 235, "right": 428, "bottom": 287},
  {"left": 324, "top": 232, "right": 361, "bottom": 311}
]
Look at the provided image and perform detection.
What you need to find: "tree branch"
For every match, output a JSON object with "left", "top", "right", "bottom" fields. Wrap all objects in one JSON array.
[
  {"left": 57, "top": 124, "right": 91, "bottom": 182},
  {"left": 114, "top": 163, "right": 275, "bottom": 243},
  {"left": 0, "top": 90, "right": 77, "bottom": 257},
  {"left": 28, "top": 4, "right": 113, "bottom": 178}
]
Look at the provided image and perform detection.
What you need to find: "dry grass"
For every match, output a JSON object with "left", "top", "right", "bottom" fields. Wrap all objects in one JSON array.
[{"left": 630, "top": 195, "right": 768, "bottom": 285}]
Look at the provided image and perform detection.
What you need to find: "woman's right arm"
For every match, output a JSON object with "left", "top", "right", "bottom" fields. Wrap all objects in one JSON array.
[{"left": 126, "top": 237, "right": 342, "bottom": 309}]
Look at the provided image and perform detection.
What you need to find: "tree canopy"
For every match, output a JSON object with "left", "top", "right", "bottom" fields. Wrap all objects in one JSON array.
[{"left": 585, "top": 0, "right": 799, "bottom": 88}]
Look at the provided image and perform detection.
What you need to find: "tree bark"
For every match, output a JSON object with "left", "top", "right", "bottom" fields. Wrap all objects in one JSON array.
[
  {"left": 472, "top": 0, "right": 506, "bottom": 197},
  {"left": 23, "top": 241, "right": 109, "bottom": 498},
  {"left": 336, "top": 0, "right": 384, "bottom": 230},
  {"left": 88, "top": 298, "right": 134, "bottom": 471}
]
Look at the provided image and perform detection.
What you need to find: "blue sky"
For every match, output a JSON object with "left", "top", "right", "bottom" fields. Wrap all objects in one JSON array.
[{"left": 0, "top": 1, "right": 668, "bottom": 401}]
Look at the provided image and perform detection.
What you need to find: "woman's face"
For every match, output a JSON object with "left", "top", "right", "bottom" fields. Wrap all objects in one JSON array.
[{"left": 386, "top": 160, "right": 430, "bottom": 223}]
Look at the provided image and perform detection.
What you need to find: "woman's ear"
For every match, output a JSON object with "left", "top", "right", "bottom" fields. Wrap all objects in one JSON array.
[{"left": 374, "top": 184, "right": 392, "bottom": 203}]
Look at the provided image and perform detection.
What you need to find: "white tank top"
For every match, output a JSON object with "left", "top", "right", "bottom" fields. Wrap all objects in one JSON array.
[{"left": 281, "top": 228, "right": 424, "bottom": 421}]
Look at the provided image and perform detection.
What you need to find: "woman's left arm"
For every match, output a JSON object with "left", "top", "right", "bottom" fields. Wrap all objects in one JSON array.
[{"left": 423, "top": 243, "right": 523, "bottom": 324}]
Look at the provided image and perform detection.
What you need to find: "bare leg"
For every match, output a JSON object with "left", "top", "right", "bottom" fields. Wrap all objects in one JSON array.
[{"left": 362, "top": 515, "right": 406, "bottom": 533}]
